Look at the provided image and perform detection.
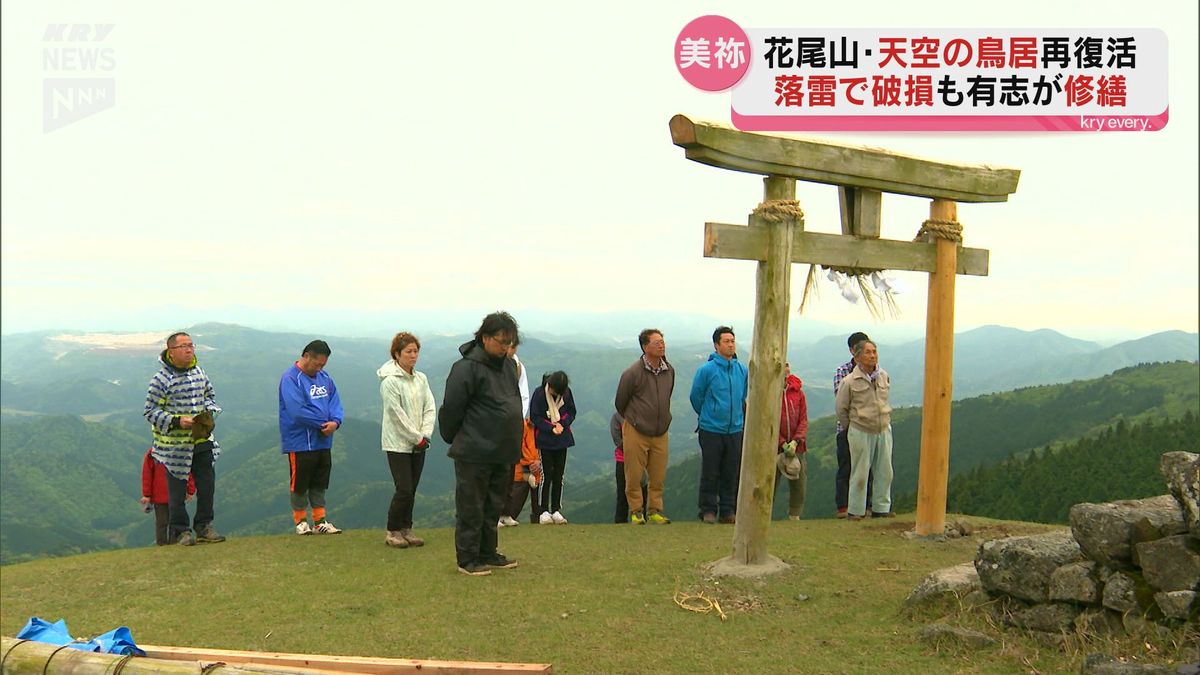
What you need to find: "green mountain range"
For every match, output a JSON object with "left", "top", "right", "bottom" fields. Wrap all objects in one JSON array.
[{"left": 2, "top": 358, "right": 1195, "bottom": 564}]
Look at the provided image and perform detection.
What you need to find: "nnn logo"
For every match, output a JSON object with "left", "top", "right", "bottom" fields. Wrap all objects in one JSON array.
[
  {"left": 43, "top": 78, "right": 115, "bottom": 132},
  {"left": 42, "top": 23, "right": 116, "bottom": 133}
]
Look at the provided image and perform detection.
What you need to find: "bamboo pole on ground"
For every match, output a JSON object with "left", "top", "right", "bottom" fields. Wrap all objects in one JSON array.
[
  {"left": 0, "top": 636, "right": 276, "bottom": 674},
  {"left": 0, "top": 637, "right": 554, "bottom": 674},
  {"left": 728, "top": 175, "right": 797, "bottom": 567},
  {"left": 915, "top": 199, "right": 958, "bottom": 536}
]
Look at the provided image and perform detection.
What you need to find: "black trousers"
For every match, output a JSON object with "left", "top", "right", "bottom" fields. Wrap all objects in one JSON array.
[
  {"left": 698, "top": 430, "right": 742, "bottom": 518},
  {"left": 539, "top": 448, "right": 567, "bottom": 514},
  {"left": 615, "top": 460, "right": 648, "bottom": 523},
  {"left": 153, "top": 504, "right": 170, "bottom": 545},
  {"left": 453, "top": 460, "right": 510, "bottom": 567},
  {"left": 835, "top": 428, "right": 872, "bottom": 510},
  {"left": 168, "top": 442, "right": 215, "bottom": 537},
  {"left": 505, "top": 478, "right": 542, "bottom": 522},
  {"left": 386, "top": 451, "right": 426, "bottom": 530}
]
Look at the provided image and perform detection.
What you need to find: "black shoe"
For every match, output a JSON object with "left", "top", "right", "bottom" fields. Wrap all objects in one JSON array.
[
  {"left": 457, "top": 561, "right": 492, "bottom": 576},
  {"left": 483, "top": 553, "right": 519, "bottom": 570},
  {"left": 871, "top": 511, "right": 895, "bottom": 518}
]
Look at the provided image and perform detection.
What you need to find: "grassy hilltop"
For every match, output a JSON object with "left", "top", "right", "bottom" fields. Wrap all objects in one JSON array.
[{"left": 2, "top": 516, "right": 1195, "bottom": 673}]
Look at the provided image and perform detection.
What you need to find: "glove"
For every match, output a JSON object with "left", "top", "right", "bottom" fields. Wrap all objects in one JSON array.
[{"left": 190, "top": 411, "right": 216, "bottom": 440}]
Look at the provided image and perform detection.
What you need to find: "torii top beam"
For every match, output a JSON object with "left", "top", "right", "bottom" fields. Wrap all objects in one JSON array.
[{"left": 669, "top": 115, "right": 1020, "bottom": 204}]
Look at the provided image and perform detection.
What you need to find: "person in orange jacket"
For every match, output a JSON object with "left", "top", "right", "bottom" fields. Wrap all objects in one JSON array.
[
  {"left": 500, "top": 420, "right": 543, "bottom": 527},
  {"left": 140, "top": 447, "right": 195, "bottom": 545}
]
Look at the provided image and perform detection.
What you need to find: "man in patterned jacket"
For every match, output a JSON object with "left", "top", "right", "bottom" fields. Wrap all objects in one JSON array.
[{"left": 144, "top": 331, "right": 226, "bottom": 546}]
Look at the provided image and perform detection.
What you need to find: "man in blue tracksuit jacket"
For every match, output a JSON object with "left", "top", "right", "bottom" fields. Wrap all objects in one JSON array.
[
  {"left": 279, "top": 339, "right": 345, "bottom": 535},
  {"left": 689, "top": 325, "right": 749, "bottom": 524}
]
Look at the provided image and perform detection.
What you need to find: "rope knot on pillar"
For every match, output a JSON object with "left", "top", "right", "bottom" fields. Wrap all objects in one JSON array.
[
  {"left": 751, "top": 199, "right": 804, "bottom": 224},
  {"left": 914, "top": 217, "right": 963, "bottom": 243}
]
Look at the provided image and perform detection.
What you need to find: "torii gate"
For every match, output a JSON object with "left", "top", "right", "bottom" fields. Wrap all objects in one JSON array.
[{"left": 669, "top": 115, "right": 1020, "bottom": 571}]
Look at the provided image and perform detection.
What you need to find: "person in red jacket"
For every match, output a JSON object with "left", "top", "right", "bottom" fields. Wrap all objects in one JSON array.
[
  {"left": 140, "top": 448, "right": 195, "bottom": 545},
  {"left": 774, "top": 363, "right": 809, "bottom": 520}
]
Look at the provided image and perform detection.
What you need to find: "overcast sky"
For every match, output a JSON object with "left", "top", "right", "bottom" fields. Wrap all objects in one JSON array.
[{"left": 2, "top": 2, "right": 1196, "bottom": 342}]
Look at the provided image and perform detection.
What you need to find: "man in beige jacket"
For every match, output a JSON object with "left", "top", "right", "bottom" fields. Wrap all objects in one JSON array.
[{"left": 834, "top": 340, "right": 894, "bottom": 521}]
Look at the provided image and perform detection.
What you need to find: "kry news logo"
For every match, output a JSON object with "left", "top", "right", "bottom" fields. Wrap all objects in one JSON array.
[{"left": 43, "top": 23, "right": 116, "bottom": 133}]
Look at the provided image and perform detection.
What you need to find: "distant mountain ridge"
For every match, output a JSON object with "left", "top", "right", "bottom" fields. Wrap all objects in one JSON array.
[{"left": 2, "top": 361, "right": 1195, "bottom": 564}]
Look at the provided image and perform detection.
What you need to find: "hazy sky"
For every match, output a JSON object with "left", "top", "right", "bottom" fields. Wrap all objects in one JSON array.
[{"left": 2, "top": 2, "right": 1197, "bottom": 341}]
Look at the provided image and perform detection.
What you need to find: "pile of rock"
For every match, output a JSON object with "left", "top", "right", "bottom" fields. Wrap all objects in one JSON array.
[{"left": 908, "top": 451, "right": 1199, "bottom": 637}]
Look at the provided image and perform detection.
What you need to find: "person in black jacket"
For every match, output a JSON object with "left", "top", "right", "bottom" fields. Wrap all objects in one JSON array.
[{"left": 439, "top": 311, "right": 524, "bottom": 576}]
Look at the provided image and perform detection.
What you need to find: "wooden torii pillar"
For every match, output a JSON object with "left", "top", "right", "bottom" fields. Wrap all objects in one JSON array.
[{"left": 669, "top": 115, "right": 1020, "bottom": 568}]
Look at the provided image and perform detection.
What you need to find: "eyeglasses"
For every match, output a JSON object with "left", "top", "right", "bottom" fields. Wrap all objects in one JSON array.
[
  {"left": 487, "top": 334, "right": 513, "bottom": 347},
  {"left": 170, "top": 343, "right": 196, "bottom": 351},
  {"left": 647, "top": 340, "right": 665, "bottom": 346}
]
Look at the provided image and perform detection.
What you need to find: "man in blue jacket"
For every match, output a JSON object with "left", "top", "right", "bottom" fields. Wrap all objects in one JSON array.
[
  {"left": 689, "top": 326, "right": 749, "bottom": 524},
  {"left": 279, "top": 339, "right": 345, "bottom": 535}
]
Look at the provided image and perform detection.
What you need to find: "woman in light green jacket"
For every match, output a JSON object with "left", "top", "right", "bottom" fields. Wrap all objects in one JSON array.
[{"left": 378, "top": 332, "right": 437, "bottom": 549}]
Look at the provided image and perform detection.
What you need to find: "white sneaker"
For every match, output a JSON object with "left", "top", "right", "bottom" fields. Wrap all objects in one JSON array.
[
  {"left": 295, "top": 521, "right": 313, "bottom": 535},
  {"left": 551, "top": 511, "right": 568, "bottom": 524},
  {"left": 502, "top": 516, "right": 520, "bottom": 527},
  {"left": 538, "top": 511, "right": 554, "bottom": 525},
  {"left": 498, "top": 518, "right": 508, "bottom": 528},
  {"left": 314, "top": 521, "right": 342, "bottom": 534}
]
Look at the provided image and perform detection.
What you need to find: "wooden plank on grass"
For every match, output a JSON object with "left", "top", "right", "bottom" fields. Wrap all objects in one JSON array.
[{"left": 140, "top": 645, "right": 554, "bottom": 674}]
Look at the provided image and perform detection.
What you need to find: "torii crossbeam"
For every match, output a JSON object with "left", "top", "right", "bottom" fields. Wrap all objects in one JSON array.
[{"left": 670, "top": 115, "right": 1020, "bottom": 570}]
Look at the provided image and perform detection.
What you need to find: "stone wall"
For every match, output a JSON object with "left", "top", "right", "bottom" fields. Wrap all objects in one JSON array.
[{"left": 908, "top": 451, "right": 1199, "bottom": 636}]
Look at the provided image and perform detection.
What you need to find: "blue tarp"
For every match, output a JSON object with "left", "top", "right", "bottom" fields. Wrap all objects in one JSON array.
[{"left": 15, "top": 617, "right": 145, "bottom": 656}]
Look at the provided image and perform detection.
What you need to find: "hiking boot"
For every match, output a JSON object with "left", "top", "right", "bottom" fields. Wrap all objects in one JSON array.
[
  {"left": 788, "top": 515, "right": 801, "bottom": 521},
  {"left": 399, "top": 529, "right": 424, "bottom": 547},
  {"left": 647, "top": 513, "right": 671, "bottom": 525},
  {"left": 550, "top": 511, "right": 568, "bottom": 524},
  {"left": 701, "top": 512, "right": 717, "bottom": 524},
  {"left": 836, "top": 509, "right": 848, "bottom": 519},
  {"left": 314, "top": 521, "right": 342, "bottom": 535},
  {"left": 178, "top": 530, "right": 196, "bottom": 546},
  {"left": 538, "top": 511, "right": 554, "bottom": 525},
  {"left": 483, "top": 553, "right": 518, "bottom": 569},
  {"left": 385, "top": 531, "right": 409, "bottom": 548},
  {"left": 719, "top": 514, "right": 736, "bottom": 525},
  {"left": 457, "top": 561, "right": 492, "bottom": 576},
  {"left": 847, "top": 514, "right": 865, "bottom": 522},
  {"left": 196, "top": 526, "right": 226, "bottom": 543},
  {"left": 295, "top": 521, "right": 313, "bottom": 535},
  {"left": 629, "top": 512, "right": 646, "bottom": 525}
]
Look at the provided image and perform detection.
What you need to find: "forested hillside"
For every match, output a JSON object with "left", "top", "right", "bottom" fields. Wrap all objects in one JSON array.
[
  {"left": 935, "top": 411, "right": 1199, "bottom": 523},
  {"left": 1, "top": 352, "right": 1195, "bottom": 563},
  {"left": 565, "top": 361, "right": 1199, "bottom": 524}
]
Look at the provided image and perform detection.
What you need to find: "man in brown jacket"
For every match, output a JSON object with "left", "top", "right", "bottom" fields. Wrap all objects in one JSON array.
[
  {"left": 614, "top": 328, "right": 674, "bottom": 524},
  {"left": 834, "top": 340, "right": 894, "bottom": 521}
]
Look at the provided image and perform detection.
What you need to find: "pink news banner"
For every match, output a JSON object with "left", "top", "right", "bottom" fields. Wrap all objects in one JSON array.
[{"left": 675, "top": 16, "right": 1168, "bottom": 132}]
